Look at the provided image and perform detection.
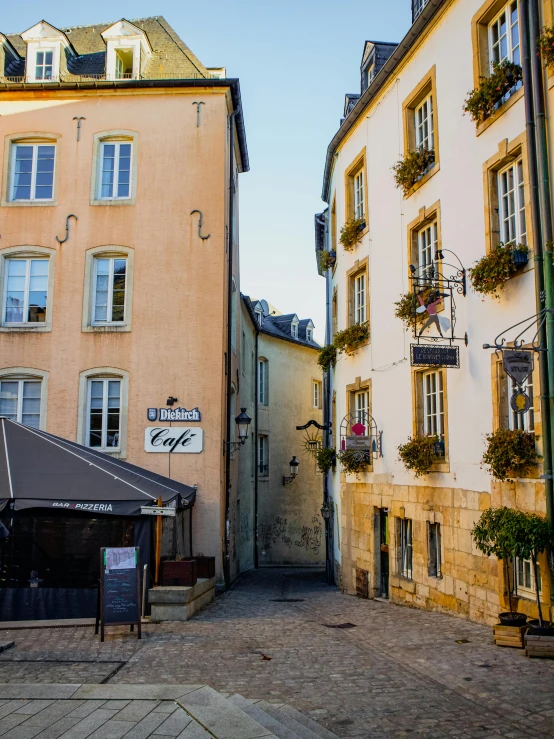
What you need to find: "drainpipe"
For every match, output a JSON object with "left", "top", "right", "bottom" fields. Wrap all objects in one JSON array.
[
  {"left": 522, "top": 1, "right": 554, "bottom": 545},
  {"left": 224, "top": 107, "right": 240, "bottom": 589},
  {"left": 254, "top": 325, "right": 260, "bottom": 568},
  {"left": 317, "top": 212, "right": 334, "bottom": 585}
]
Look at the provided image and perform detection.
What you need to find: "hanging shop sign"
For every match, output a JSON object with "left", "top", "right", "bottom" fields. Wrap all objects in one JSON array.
[
  {"left": 345, "top": 435, "right": 371, "bottom": 451},
  {"left": 140, "top": 506, "right": 177, "bottom": 517},
  {"left": 147, "top": 407, "right": 201, "bottom": 422},
  {"left": 502, "top": 350, "right": 534, "bottom": 386},
  {"left": 410, "top": 344, "right": 460, "bottom": 368},
  {"left": 510, "top": 390, "right": 532, "bottom": 415},
  {"left": 144, "top": 427, "right": 203, "bottom": 453}
]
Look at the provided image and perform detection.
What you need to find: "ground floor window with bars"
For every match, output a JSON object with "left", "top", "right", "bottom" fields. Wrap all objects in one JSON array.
[
  {"left": 0, "top": 379, "right": 41, "bottom": 428},
  {"left": 399, "top": 518, "right": 413, "bottom": 579},
  {"left": 427, "top": 522, "right": 442, "bottom": 578},
  {"left": 514, "top": 557, "right": 541, "bottom": 599}
]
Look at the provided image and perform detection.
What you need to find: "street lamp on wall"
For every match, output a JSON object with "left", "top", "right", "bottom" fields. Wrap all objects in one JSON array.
[
  {"left": 283, "top": 456, "right": 299, "bottom": 486},
  {"left": 224, "top": 408, "right": 252, "bottom": 454}
]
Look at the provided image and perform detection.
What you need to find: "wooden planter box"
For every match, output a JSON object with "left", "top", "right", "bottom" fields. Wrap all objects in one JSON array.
[
  {"left": 186, "top": 556, "right": 215, "bottom": 580},
  {"left": 493, "top": 623, "right": 527, "bottom": 648},
  {"left": 525, "top": 634, "right": 554, "bottom": 658},
  {"left": 161, "top": 560, "right": 197, "bottom": 587}
]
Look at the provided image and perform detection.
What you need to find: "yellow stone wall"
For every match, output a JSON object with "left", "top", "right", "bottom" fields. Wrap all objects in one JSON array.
[{"left": 339, "top": 478, "right": 551, "bottom": 625}]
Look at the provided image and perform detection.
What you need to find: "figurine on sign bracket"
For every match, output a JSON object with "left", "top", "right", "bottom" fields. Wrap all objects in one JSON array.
[{"left": 417, "top": 291, "right": 451, "bottom": 338}]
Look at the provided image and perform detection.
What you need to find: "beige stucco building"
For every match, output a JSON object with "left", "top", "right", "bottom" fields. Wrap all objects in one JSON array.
[
  {"left": 0, "top": 17, "right": 248, "bottom": 585},
  {"left": 316, "top": 0, "right": 554, "bottom": 624},
  {"left": 238, "top": 297, "right": 325, "bottom": 570}
]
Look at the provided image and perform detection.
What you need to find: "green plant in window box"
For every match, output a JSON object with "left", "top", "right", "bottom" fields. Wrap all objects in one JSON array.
[
  {"left": 394, "top": 286, "right": 436, "bottom": 331},
  {"left": 463, "top": 60, "right": 523, "bottom": 123},
  {"left": 337, "top": 449, "right": 368, "bottom": 477},
  {"left": 318, "top": 250, "right": 336, "bottom": 272},
  {"left": 318, "top": 344, "right": 337, "bottom": 373},
  {"left": 398, "top": 435, "right": 440, "bottom": 477},
  {"left": 333, "top": 322, "right": 369, "bottom": 355},
  {"left": 339, "top": 217, "right": 366, "bottom": 251},
  {"left": 468, "top": 242, "right": 529, "bottom": 297},
  {"left": 392, "top": 147, "right": 435, "bottom": 196},
  {"left": 482, "top": 428, "right": 539, "bottom": 482},
  {"left": 539, "top": 27, "right": 554, "bottom": 69},
  {"left": 315, "top": 446, "right": 336, "bottom": 475}
]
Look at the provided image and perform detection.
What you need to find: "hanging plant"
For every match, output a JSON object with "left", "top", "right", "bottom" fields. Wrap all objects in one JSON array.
[
  {"left": 315, "top": 446, "right": 336, "bottom": 474},
  {"left": 318, "top": 250, "right": 336, "bottom": 272},
  {"left": 333, "top": 322, "right": 369, "bottom": 355},
  {"left": 468, "top": 242, "right": 529, "bottom": 297},
  {"left": 539, "top": 26, "right": 554, "bottom": 68},
  {"left": 463, "top": 60, "right": 523, "bottom": 123},
  {"left": 482, "top": 428, "right": 539, "bottom": 482},
  {"left": 337, "top": 449, "right": 368, "bottom": 477},
  {"left": 392, "top": 148, "right": 435, "bottom": 196},
  {"left": 339, "top": 217, "right": 365, "bottom": 251},
  {"left": 394, "top": 287, "right": 436, "bottom": 331},
  {"left": 318, "top": 344, "right": 337, "bottom": 372},
  {"left": 398, "top": 435, "right": 440, "bottom": 477}
]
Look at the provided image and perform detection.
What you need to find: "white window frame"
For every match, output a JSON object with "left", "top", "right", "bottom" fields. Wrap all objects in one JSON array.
[
  {"left": 258, "top": 434, "right": 269, "bottom": 476},
  {"left": 35, "top": 49, "right": 54, "bottom": 81},
  {"left": 306, "top": 327, "right": 313, "bottom": 342},
  {"left": 258, "top": 359, "right": 268, "bottom": 405},
  {"left": 291, "top": 321, "right": 299, "bottom": 339},
  {"left": 415, "top": 93, "right": 434, "bottom": 151},
  {"left": 86, "top": 377, "right": 122, "bottom": 452},
  {"left": 414, "top": 0, "right": 430, "bottom": 20},
  {"left": 509, "top": 373, "right": 534, "bottom": 432},
  {"left": 92, "top": 257, "right": 127, "bottom": 325},
  {"left": 115, "top": 48, "right": 134, "bottom": 79},
  {"left": 10, "top": 143, "right": 56, "bottom": 202},
  {"left": 498, "top": 158, "right": 526, "bottom": 245},
  {"left": 0, "top": 378, "right": 42, "bottom": 428},
  {"left": 400, "top": 518, "right": 413, "bottom": 579},
  {"left": 313, "top": 380, "right": 321, "bottom": 409},
  {"left": 515, "top": 556, "right": 541, "bottom": 599},
  {"left": 354, "top": 169, "right": 364, "bottom": 220},
  {"left": 98, "top": 141, "right": 132, "bottom": 201},
  {"left": 418, "top": 221, "right": 438, "bottom": 280},
  {"left": 2, "top": 257, "right": 49, "bottom": 326},
  {"left": 423, "top": 370, "right": 444, "bottom": 437},
  {"left": 354, "top": 389, "right": 369, "bottom": 430},
  {"left": 354, "top": 272, "right": 367, "bottom": 325},
  {"left": 489, "top": 2, "right": 521, "bottom": 68}
]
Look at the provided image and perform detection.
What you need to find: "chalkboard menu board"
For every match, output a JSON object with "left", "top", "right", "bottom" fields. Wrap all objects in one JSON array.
[{"left": 96, "top": 547, "right": 141, "bottom": 642}]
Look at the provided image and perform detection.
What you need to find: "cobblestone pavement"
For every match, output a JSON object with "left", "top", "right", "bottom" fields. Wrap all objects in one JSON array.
[{"left": 3, "top": 568, "right": 554, "bottom": 738}]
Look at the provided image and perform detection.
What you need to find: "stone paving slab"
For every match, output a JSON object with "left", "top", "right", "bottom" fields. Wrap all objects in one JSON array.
[{"left": 3, "top": 569, "right": 554, "bottom": 737}]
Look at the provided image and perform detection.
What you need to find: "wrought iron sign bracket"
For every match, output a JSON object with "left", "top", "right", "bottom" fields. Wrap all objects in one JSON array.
[
  {"left": 296, "top": 420, "right": 332, "bottom": 431},
  {"left": 339, "top": 412, "right": 383, "bottom": 462},
  {"left": 482, "top": 308, "right": 554, "bottom": 353}
]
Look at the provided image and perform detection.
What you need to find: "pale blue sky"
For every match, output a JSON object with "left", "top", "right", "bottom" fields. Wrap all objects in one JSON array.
[{"left": 2, "top": 1, "right": 411, "bottom": 341}]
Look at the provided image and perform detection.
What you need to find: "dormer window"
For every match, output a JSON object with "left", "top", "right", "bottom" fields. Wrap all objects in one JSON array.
[
  {"left": 307, "top": 328, "right": 313, "bottom": 342},
  {"left": 35, "top": 50, "right": 54, "bottom": 80},
  {"left": 291, "top": 320, "right": 299, "bottom": 340},
  {"left": 255, "top": 309, "right": 263, "bottom": 327},
  {"left": 21, "top": 21, "right": 75, "bottom": 83},
  {"left": 102, "top": 20, "right": 152, "bottom": 82}
]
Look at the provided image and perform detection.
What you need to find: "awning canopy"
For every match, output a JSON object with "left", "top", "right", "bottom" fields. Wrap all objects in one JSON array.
[{"left": 0, "top": 418, "right": 196, "bottom": 516}]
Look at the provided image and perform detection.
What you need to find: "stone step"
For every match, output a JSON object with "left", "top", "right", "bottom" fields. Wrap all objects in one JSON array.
[
  {"left": 254, "top": 701, "right": 338, "bottom": 739},
  {"left": 178, "top": 685, "right": 278, "bottom": 739},
  {"left": 228, "top": 694, "right": 301, "bottom": 739}
]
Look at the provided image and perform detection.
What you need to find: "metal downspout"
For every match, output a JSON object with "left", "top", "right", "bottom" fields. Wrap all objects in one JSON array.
[
  {"left": 530, "top": 0, "right": 554, "bottom": 545},
  {"left": 522, "top": 1, "right": 554, "bottom": 548},
  {"left": 224, "top": 107, "right": 240, "bottom": 589},
  {"left": 254, "top": 327, "right": 259, "bottom": 568}
]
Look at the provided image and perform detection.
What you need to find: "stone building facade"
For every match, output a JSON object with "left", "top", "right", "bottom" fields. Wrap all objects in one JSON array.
[
  {"left": 238, "top": 297, "right": 325, "bottom": 570},
  {"left": 316, "top": 0, "right": 554, "bottom": 623}
]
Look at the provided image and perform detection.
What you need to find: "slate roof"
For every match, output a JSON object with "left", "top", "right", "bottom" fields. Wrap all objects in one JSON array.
[
  {"left": 4, "top": 17, "right": 211, "bottom": 80},
  {"left": 242, "top": 295, "right": 320, "bottom": 350}
]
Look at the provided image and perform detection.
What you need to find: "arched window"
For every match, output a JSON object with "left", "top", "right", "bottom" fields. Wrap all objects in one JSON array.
[
  {"left": 0, "top": 246, "right": 56, "bottom": 332},
  {"left": 78, "top": 367, "right": 129, "bottom": 457},
  {"left": 0, "top": 367, "right": 49, "bottom": 429},
  {"left": 258, "top": 358, "right": 268, "bottom": 406},
  {"left": 2, "top": 133, "right": 60, "bottom": 206},
  {"left": 82, "top": 246, "right": 134, "bottom": 332},
  {"left": 91, "top": 131, "right": 138, "bottom": 205}
]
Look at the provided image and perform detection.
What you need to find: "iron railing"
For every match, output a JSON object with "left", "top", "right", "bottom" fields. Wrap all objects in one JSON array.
[{"left": 2, "top": 71, "right": 220, "bottom": 85}]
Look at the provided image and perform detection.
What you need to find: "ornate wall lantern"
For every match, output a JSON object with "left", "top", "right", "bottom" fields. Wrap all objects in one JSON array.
[{"left": 283, "top": 456, "right": 299, "bottom": 486}]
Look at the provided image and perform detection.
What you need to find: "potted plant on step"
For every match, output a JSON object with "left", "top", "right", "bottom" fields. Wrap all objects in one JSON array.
[
  {"left": 471, "top": 507, "right": 527, "bottom": 628},
  {"left": 514, "top": 512, "right": 554, "bottom": 635}
]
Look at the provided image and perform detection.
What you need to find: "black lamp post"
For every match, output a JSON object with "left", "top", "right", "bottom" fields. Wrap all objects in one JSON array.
[
  {"left": 225, "top": 408, "right": 252, "bottom": 453},
  {"left": 283, "top": 456, "right": 299, "bottom": 486}
]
